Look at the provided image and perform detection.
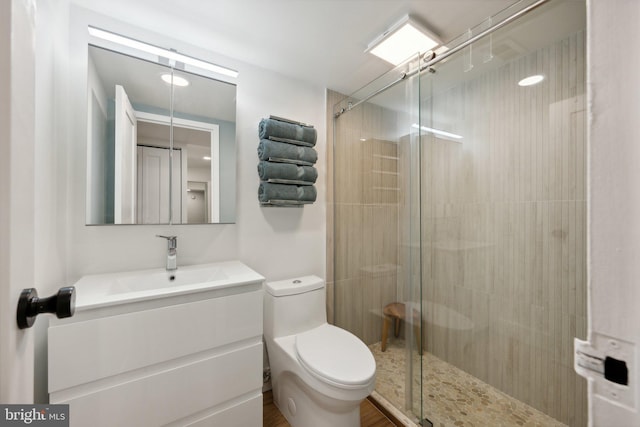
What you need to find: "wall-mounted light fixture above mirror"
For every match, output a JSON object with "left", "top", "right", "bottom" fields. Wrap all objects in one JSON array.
[{"left": 86, "top": 28, "right": 237, "bottom": 225}]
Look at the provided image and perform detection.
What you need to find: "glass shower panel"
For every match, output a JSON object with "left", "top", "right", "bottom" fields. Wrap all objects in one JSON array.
[
  {"left": 333, "top": 55, "right": 423, "bottom": 421},
  {"left": 418, "top": 0, "right": 586, "bottom": 425}
]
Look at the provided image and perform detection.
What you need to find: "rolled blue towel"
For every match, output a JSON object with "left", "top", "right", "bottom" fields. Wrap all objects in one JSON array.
[
  {"left": 259, "top": 118, "right": 317, "bottom": 145},
  {"left": 257, "top": 161, "right": 317, "bottom": 183},
  {"left": 259, "top": 182, "right": 317, "bottom": 203},
  {"left": 257, "top": 139, "right": 317, "bottom": 165}
]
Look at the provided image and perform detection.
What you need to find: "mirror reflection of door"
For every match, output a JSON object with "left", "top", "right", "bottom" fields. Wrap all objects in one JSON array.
[
  {"left": 114, "top": 85, "right": 137, "bottom": 224},
  {"left": 134, "top": 116, "right": 219, "bottom": 224},
  {"left": 136, "top": 145, "right": 181, "bottom": 224}
]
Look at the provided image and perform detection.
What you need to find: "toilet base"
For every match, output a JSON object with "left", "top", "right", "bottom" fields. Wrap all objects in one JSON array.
[{"left": 273, "top": 372, "right": 361, "bottom": 427}]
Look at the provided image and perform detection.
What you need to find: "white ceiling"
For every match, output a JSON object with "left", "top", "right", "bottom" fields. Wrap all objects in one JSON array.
[{"left": 74, "top": 0, "right": 585, "bottom": 95}]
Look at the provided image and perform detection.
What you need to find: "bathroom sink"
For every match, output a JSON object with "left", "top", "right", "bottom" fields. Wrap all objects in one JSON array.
[
  {"left": 72, "top": 261, "right": 264, "bottom": 311},
  {"left": 111, "top": 265, "right": 228, "bottom": 294}
]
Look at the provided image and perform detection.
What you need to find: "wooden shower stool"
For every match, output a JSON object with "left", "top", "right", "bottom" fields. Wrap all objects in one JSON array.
[{"left": 381, "top": 302, "right": 422, "bottom": 355}]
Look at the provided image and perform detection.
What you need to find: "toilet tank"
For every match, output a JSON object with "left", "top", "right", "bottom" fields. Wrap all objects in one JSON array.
[{"left": 264, "top": 276, "right": 327, "bottom": 339}]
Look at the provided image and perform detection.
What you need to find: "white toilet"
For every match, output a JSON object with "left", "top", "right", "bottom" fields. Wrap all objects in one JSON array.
[{"left": 263, "top": 276, "right": 376, "bottom": 427}]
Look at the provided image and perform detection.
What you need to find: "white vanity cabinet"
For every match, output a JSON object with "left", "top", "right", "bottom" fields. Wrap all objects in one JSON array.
[{"left": 48, "top": 262, "right": 264, "bottom": 427}]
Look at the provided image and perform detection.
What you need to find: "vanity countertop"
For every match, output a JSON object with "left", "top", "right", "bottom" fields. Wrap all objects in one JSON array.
[{"left": 71, "top": 260, "right": 264, "bottom": 312}]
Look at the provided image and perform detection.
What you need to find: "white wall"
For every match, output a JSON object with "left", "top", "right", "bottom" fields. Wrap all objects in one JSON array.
[
  {"left": 188, "top": 167, "right": 210, "bottom": 183},
  {"left": 235, "top": 65, "right": 326, "bottom": 280},
  {"left": 588, "top": 0, "right": 640, "bottom": 425}
]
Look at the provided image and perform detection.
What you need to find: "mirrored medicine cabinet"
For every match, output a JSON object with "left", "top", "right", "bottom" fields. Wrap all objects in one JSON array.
[{"left": 86, "top": 30, "right": 237, "bottom": 225}]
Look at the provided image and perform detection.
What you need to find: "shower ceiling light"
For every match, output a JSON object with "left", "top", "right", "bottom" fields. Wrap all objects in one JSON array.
[
  {"left": 518, "top": 74, "right": 545, "bottom": 86},
  {"left": 88, "top": 26, "right": 239, "bottom": 78},
  {"left": 366, "top": 16, "right": 442, "bottom": 66}
]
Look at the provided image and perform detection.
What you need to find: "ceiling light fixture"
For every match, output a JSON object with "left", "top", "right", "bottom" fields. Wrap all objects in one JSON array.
[
  {"left": 366, "top": 15, "right": 442, "bottom": 66},
  {"left": 518, "top": 74, "right": 545, "bottom": 87},
  {"left": 412, "top": 123, "right": 463, "bottom": 141},
  {"left": 88, "top": 26, "right": 239, "bottom": 78},
  {"left": 160, "top": 74, "right": 190, "bottom": 87},
  {"left": 203, "top": 156, "right": 211, "bottom": 160}
]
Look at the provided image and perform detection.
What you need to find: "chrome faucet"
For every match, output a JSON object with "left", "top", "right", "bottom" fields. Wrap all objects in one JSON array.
[{"left": 156, "top": 235, "right": 177, "bottom": 272}]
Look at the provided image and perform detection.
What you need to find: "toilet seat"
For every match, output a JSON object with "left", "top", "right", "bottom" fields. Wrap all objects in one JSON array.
[{"left": 295, "top": 324, "right": 376, "bottom": 389}]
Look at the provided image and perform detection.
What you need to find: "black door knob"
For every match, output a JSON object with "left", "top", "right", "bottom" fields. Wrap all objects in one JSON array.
[{"left": 17, "top": 287, "right": 75, "bottom": 329}]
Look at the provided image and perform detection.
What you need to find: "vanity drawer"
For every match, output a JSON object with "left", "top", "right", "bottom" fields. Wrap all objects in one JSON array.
[
  {"left": 49, "top": 289, "right": 262, "bottom": 393},
  {"left": 52, "top": 342, "right": 262, "bottom": 427},
  {"left": 180, "top": 394, "right": 262, "bottom": 427}
]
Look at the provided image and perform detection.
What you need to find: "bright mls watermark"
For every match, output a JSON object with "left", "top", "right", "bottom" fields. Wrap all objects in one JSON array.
[{"left": 0, "top": 405, "right": 68, "bottom": 426}]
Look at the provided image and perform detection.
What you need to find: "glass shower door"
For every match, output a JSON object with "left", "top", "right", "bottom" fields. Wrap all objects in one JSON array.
[
  {"left": 417, "top": 0, "right": 587, "bottom": 424},
  {"left": 332, "top": 54, "right": 424, "bottom": 423}
]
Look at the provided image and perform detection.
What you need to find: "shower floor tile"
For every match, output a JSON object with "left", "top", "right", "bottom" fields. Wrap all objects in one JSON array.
[{"left": 369, "top": 340, "right": 566, "bottom": 427}]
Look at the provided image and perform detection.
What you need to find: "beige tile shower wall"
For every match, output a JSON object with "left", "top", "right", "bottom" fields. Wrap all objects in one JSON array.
[
  {"left": 420, "top": 32, "right": 587, "bottom": 425},
  {"left": 331, "top": 97, "right": 403, "bottom": 345}
]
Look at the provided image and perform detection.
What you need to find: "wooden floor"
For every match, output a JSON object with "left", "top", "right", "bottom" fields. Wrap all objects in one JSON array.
[{"left": 263, "top": 390, "right": 396, "bottom": 427}]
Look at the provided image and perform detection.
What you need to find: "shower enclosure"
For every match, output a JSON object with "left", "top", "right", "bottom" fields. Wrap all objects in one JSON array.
[{"left": 330, "top": 0, "right": 587, "bottom": 425}]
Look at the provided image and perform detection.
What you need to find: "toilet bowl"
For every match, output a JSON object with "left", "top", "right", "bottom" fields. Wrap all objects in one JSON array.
[{"left": 264, "top": 276, "right": 376, "bottom": 427}]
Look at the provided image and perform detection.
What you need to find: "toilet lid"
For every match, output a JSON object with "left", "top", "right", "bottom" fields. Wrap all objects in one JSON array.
[{"left": 295, "top": 324, "right": 376, "bottom": 387}]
